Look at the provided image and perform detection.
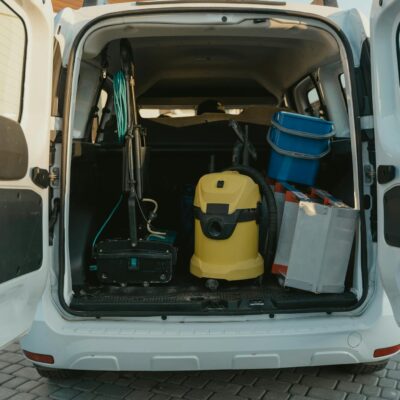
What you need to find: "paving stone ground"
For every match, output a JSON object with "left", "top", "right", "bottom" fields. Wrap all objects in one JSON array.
[{"left": 0, "top": 343, "right": 399, "bottom": 400}]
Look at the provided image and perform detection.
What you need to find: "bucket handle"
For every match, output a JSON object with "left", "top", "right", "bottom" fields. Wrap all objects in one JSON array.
[
  {"left": 271, "top": 119, "right": 336, "bottom": 140},
  {"left": 267, "top": 129, "right": 331, "bottom": 160}
]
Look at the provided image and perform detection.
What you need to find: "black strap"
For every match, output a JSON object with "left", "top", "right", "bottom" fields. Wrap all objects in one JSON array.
[
  {"left": 194, "top": 205, "right": 259, "bottom": 240},
  {"left": 194, "top": 206, "right": 257, "bottom": 223}
]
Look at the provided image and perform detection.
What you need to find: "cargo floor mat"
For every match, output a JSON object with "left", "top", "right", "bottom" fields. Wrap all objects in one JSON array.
[{"left": 70, "top": 282, "right": 358, "bottom": 314}]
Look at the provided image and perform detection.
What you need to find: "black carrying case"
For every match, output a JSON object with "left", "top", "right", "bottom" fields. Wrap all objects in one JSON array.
[{"left": 94, "top": 240, "right": 176, "bottom": 285}]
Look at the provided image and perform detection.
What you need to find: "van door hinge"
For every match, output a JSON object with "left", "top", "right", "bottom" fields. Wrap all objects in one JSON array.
[
  {"left": 49, "top": 166, "right": 60, "bottom": 188},
  {"left": 50, "top": 116, "right": 63, "bottom": 132},
  {"left": 360, "top": 115, "right": 374, "bottom": 130},
  {"left": 50, "top": 116, "right": 63, "bottom": 142},
  {"left": 31, "top": 166, "right": 60, "bottom": 189},
  {"left": 364, "top": 164, "right": 376, "bottom": 185},
  {"left": 360, "top": 115, "right": 374, "bottom": 141}
]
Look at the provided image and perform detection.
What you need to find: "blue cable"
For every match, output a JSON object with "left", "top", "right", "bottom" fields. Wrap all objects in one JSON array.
[
  {"left": 113, "top": 71, "right": 128, "bottom": 144},
  {"left": 92, "top": 195, "right": 123, "bottom": 249}
]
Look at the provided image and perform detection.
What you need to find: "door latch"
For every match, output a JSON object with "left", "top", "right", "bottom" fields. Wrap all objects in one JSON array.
[
  {"left": 377, "top": 165, "right": 396, "bottom": 184},
  {"left": 32, "top": 167, "right": 60, "bottom": 189},
  {"left": 31, "top": 167, "right": 50, "bottom": 189}
]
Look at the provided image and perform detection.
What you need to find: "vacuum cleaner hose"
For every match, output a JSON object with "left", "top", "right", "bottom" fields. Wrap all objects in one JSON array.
[{"left": 227, "top": 165, "right": 278, "bottom": 274}]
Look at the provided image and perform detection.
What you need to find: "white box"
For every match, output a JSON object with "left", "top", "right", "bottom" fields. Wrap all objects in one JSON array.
[{"left": 273, "top": 185, "right": 359, "bottom": 294}]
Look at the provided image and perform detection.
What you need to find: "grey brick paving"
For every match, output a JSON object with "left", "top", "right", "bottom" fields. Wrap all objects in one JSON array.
[
  {"left": 263, "top": 390, "right": 290, "bottom": 400},
  {"left": 0, "top": 343, "right": 400, "bottom": 400},
  {"left": 301, "top": 376, "right": 337, "bottom": 390},
  {"left": 0, "top": 373, "right": 13, "bottom": 385},
  {"left": 72, "top": 393, "right": 96, "bottom": 400},
  {"left": 308, "top": 387, "right": 346, "bottom": 400},
  {"left": 124, "top": 390, "right": 153, "bottom": 400},
  {"left": 361, "top": 385, "right": 381, "bottom": 397},
  {"left": 289, "top": 384, "right": 309, "bottom": 396},
  {"left": 8, "top": 393, "right": 37, "bottom": 400},
  {"left": 346, "top": 394, "right": 366, "bottom": 400},
  {"left": 0, "top": 361, "right": 9, "bottom": 370},
  {"left": 388, "top": 371, "right": 400, "bottom": 380},
  {"left": 0, "top": 387, "right": 17, "bottom": 400},
  {"left": 380, "top": 388, "right": 400, "bottom": 400},
  {"left": 256, "top": 379, "right": 291, "bottom": 393},
  {"left": 93, "top": 384, "right": 132, "bottom": 398},
  {"left": 355, "top": 375, "right": 380, "bottom": 386},
  {"left": 3, "top": 377, "right": 28, "bottom": 390},
  {"left": 231, "top": 374, "right": 258, "bottom": 386},
  {"left": 150, "top": 395, "right": 172, "bottom": 400},
  {"left": 15, "top": 381, "right": 41, "bottom": 393},
  {"left": 380, "top": 379, "right": 398, "bottom": 389},
  {"left": 289, "top": 396, "right": 317, "bottom": 400},
  {"left": 239, "top": 385, "right": 266, "bottom": 399},
  {"left": 336, "top": 381, "right": 362, "bottom": 394},
  {"left": 184, "top": 388, "right": 213, "bottom": 400},
  {"left": 278, "top": 372, "right": 303, "bottom": 384}
]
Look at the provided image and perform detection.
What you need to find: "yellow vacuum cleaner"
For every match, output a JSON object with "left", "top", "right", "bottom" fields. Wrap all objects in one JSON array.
[{"left": 190, "top": 171, "right": 264, "bottom": 281}]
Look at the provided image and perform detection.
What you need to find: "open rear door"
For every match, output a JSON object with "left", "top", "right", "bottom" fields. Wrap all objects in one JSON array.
[
  {"left": 0, "top": 0, "right": 53, "bottom": 347},
  {"left": 371, "top": 0, "right": 400, "bottom": 325}
]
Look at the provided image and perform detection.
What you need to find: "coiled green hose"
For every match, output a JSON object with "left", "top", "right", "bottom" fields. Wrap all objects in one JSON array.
[{"left": 113, "top": 71, "right": 128, "bottom": 144}]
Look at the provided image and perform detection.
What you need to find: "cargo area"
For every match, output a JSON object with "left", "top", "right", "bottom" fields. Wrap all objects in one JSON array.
[{"left": 63, "top": 13, "right": 362, "bottom": 315}]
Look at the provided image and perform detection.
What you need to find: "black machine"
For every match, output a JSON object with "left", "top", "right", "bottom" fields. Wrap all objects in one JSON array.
[
  {"left": 93, "top": 39, "right": 176, "bottom": 286},
  {"left": 95, "top": 240, "right": 176, "bottom": 285}
]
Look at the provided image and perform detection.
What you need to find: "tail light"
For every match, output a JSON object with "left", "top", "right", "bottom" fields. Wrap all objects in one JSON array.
[
  {"left": 23, "top": 350, "right": 54, "bottom": 364},
  {"left": 373, "top": 344, "right": 400, "bottom": 358}
]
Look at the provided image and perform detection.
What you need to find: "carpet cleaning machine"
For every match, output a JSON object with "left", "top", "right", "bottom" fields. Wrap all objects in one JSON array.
[{"left": 93, "top": 39, "right": 177, "bottom": 286}]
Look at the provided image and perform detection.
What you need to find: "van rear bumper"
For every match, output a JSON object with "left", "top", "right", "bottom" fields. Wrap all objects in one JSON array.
[{"left": 21, "top": 288, "right": 400, "bottom": 371}]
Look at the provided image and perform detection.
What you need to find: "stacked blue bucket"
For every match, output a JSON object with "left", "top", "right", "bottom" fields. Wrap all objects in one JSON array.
[{"left": 267, "top": 112, "right": 335, "bottom": 186}]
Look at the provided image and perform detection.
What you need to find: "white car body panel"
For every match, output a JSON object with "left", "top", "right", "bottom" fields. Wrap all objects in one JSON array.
[
  {"left": 8, "top": 0, "right": 400, "bottom": 370},
  {"left": 370, "top": 0, "right": 400, "bottom": 326},
  {"left": 21, "top": 278, "right": 399, "bottom": 370},
  {"left": 0, "top": 0, "right": 53, "bottom": 349}
]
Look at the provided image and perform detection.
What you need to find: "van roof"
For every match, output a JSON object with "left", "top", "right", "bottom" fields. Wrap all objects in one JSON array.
[
  {"left": 57, "top": 1, "right": 358, "bottom": 21},
  {"left": 54, "top": 2, "right": 368, "bottom": 67}
]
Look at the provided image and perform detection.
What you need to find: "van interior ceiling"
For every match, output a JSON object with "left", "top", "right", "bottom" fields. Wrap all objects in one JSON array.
[{"left": 65, "top": 15, "right": 360, "bottom": 315}]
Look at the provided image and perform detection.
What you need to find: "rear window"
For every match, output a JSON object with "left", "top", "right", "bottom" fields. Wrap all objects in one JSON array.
[
  {"left": 339, "top": 73, "right": 346, "bottom": 92},
  {"left": 307, "top": 88, "right": 322, "bottom": 118},
  {"left": 139, "top": 107, "right": 243, "bottom": 118}
]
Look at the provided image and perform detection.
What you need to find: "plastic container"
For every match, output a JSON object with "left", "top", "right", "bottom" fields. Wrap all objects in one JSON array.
[{"left": 267, "top": 112, "right": 335, "bottom": 186}]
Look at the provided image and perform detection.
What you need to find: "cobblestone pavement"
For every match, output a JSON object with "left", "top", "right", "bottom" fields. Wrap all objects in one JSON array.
[{"left": 1, "top": 343, "right": 399, "bottom": 400}]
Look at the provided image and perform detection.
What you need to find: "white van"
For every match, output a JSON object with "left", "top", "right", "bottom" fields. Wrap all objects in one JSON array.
[{"left": 1, "top": 0, "right": 400, "bottom": 378}]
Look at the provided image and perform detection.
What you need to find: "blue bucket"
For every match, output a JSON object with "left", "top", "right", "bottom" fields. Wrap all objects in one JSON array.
[{"left": 267, "top": 112, "right": 335, "bottom": 186}]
